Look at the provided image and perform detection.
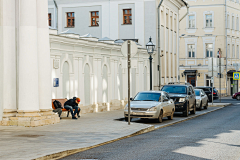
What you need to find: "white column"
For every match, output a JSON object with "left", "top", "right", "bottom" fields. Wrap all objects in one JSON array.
[
  {"left": 18, "top": 0, "right": 39, "bottom": 111},
  {"left": 37, "top": 0, "right": 52, "bottom": 110},
  {"left": 0, "top": 0, "right": 17, "bottom": 119},
  {"left": 51, "top": 56, "right": 56, "bottom": 99},
  {"left": 122, "top": 68, "right": 127, "bottom": 100},
  {"left": 114, "top": 60, "right": 118, "bottom": 99}
]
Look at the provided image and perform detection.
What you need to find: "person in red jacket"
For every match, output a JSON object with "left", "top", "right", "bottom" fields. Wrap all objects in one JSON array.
[{"left": 64, "top": 97, "right": 80, "bottom": 119}]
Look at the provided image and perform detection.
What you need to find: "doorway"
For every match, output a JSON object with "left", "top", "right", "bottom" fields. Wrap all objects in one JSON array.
[{"left": 187, "top": 75, "right": 196, "bottom": 87}]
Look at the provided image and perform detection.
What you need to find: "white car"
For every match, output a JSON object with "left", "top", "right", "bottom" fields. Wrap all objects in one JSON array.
[
  {"left": 124, "top": 91, "right": 175, "bottom": 123},
  {"left": 194, "top": 89, "right": 208, "bottom": 110}
]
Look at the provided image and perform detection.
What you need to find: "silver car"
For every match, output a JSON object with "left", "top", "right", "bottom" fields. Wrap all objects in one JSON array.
[
  {"left": 194, "top": 89, "right": 208, "bottom": 110},
  {"left": 124, "top": 91, "right": 175, "bottom": 123}
]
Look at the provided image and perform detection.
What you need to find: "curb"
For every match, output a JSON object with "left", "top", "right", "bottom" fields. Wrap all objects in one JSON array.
[
  {"left": 35, "top": 104, "right": 230, "bottom": 160},
  {"left": 34, "top": 125, "right": 155, "bottom": 160}
]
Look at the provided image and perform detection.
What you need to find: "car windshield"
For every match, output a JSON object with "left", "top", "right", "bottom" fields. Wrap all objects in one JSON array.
[
  {"left": 133, "top": 93, "right": 161, "bottom": 101},
  {"left": 161, "top": 86, "right": 187, "bottom": 94},
  {"left": 195, "top": 90, "right": 200, "bottom": 96}
]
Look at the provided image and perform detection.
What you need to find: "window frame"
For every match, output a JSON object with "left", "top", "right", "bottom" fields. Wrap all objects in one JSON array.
[
  {"left": 206, "top": 43, "right": 213, "bottom": 57},
  {"left": 233, "top": 44, "right": 235, "bottom": 58},
  {"left": 91, "top": 11, "right": 99, "bottom": 26},
  {"left": 232, "top": 15, "right": 235, "bottom": 30},
  {"left": 66, "top": 12, "right": 75, "bottom": 28},
  {"left": 188, "top": 44, "right": 195, "bottom": 58},
  {"left": 123, "top": 9, "right": 132, "bottom": 25},
  {"left": 48, "top": 13, "right": 51, "bottom": 27},
  {"left": 188, "top": 15, "right": 195, "bottom": 28},
  {"left": 205, "top": 14, "right": 213, "bottom": 28},
  {"left": 237, "top": 16, "right": 239, "bottom": 31}
]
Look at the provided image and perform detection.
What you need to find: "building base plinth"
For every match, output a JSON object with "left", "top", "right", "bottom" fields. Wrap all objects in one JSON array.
[{"left": 0, "top": 110, "right": 60, "bottom": 127}]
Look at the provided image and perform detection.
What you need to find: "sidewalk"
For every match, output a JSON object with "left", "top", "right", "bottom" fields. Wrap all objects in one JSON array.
[
  {"left": 0, "top": 103, "right": 231, "bottom": 160},
  {"left": 0, "top": 110, "right": 153, "bottom": 160}
]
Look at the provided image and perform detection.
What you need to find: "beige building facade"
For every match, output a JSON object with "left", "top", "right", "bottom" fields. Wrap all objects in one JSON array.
[{"left": 179, "top": 0, "right": 240, "bottom": 96}]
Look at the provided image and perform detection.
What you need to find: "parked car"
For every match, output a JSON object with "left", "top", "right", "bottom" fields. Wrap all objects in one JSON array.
[
  {"left": 232, "top": 92, "right": 240, "bottom": 100},
  {"left": 124, "top": 91, "right": 175, "bottom": 123},
  {"left": 160, "top": 83, "right": 196, "bottom": 117},
  {"left": 194, "top": 89, "right": 208, "bottom": 110},
  {"left": 194, "top": 86, "right": 219, "bottom": 102}
]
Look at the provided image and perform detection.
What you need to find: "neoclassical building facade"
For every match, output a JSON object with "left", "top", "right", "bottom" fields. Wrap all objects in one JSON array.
[
  {"left": 49, "top": 29, "right": 150, "bottom": 113},
  {"left": 179, "top": 0, "right": 240, "bottom": 96},
  {"left": 0, "top": 0, "right": 59, "bottom": 126}
]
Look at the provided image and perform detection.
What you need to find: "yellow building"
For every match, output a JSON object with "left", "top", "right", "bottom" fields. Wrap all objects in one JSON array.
[{"left": 179, "top": 0, "right": 240, "bottom": 96}]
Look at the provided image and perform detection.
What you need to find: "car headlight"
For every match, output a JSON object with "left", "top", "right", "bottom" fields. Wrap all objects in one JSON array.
[
  {"left": 179, "top": 98, "right": 186, "bottom": 102},
  {"left": 148, "top": 106, "right": 157, "bottom": 111},
  {"left": 196, "top": 99, "right": 201, "bottom": 103}
]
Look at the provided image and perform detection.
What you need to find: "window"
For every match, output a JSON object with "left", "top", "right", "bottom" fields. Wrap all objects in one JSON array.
[
  {"left": 48, "top": 13, "right": 51, "bottom": 26},
  {"left": 237, "top": 17, "right": 239, "bottom": 31},
  {"left": 227, "top": 14, "right": 230, "bottom": 28},
  {"left": 228, "top": 44, "right": 230, "bottom": 58},
  {"left": 233, "top": 44, "right": 235, "bottom": 58},
  {"left": 206, "top": 44, "right": 213, "bottom": 57},
  {"left": 189, "top": 15, "right": 195, "bottom": 28},
  {"left": 123, "top": 9, "right": 132, "bottom": 24},
  {"left": 91, "top": 11, "right": 99, "bottom": 26},
  {"left": 237, "top": 45, "right": 239, "bottom": 58},
  {"left": 66, "top": 12, "right": 75, "bottom": 27},
  {"left": 188, "top": 44, "right": 195, "bottom": 58},
  {"left": 206, "top": 75, "right": 212, "bottom": 87},
  {"left": 206, "top": 14, "right": 212, "bottom": 27},
  {"left": 232, "top": 16, "right": 235, "bottom": 30}
]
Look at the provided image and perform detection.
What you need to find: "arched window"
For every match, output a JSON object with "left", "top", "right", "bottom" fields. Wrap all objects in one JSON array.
[
  {"left": 102, "top": 65, "right": 108, "bottom": 103},
  {"left": 84, "top": 64, "right": 90, "bottom": 105}
]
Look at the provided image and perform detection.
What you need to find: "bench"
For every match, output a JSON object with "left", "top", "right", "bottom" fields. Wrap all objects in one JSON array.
[{"left": 52, "top": 99, "right": 79, "bottom": 117}]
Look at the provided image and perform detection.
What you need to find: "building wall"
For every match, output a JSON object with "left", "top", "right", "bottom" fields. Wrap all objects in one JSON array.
[
  {"left": 49, "top": 30, "right": 151, "bottom": 113},
  {"left": 48, "top": 0, "right": 186, "bottom": 89},
  {"left": 179, "top": 0, "right": 240, "bottom": 95}
]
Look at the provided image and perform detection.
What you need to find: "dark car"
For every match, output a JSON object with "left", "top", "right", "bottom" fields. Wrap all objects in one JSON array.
[
  {"left": 161, "top": 83, "right": 196, "bottom": 117},
  {"left": 232, "top": 92, "right": 240, "bottom": 100},
  {"left": 194, "top": 86, "right": 219, "bottom": 102}
]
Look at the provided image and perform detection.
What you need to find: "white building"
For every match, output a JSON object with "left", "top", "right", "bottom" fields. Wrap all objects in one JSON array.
[{"left": 48, "top": 0, "right": 188, "bottom": 89}]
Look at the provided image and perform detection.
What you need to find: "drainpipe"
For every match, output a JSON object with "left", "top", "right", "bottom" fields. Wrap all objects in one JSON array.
[
  {"left": 157, "top": 0, "right": 164, "bottom": 90},
  {"left": 225, "top": 0, "right": 228, "bottom": 96},
  {"left": 179, "top": 4, "right": 189, "bottom": 22},
  {"left": 53, "top": 0, "right": 58, "bottom": 30}
]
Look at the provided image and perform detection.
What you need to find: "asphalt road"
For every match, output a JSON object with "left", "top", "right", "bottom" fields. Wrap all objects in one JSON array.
[{"left": 61, "top": 98, "right": 240, "bottom": 160}]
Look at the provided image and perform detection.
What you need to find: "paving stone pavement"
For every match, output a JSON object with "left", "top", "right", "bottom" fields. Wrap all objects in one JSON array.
[{"left": 0, "top": 109, "right": 152, "bottom": 160}]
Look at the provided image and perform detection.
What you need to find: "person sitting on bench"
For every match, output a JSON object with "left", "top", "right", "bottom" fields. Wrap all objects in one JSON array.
[{"left": 64, "top": 97, "right": 80, "bottom": 119}]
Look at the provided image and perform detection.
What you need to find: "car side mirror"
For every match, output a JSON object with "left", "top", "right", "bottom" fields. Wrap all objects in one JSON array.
[
  {"left": 163, "top": 98, "right": 168, "bottom": 102},
  {"left": 201, "top": 94, "right": 204, "bottom": 97},
  {"left": 130, "top": 98, "right": 133, "bottom": 101}
]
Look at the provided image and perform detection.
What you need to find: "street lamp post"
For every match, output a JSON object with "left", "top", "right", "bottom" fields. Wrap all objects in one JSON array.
[{"left": 146, "top": 37, "right": 155, "bottom": 90}]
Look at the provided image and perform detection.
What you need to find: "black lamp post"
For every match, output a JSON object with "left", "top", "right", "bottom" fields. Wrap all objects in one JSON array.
[{"left": 146, "top": 37, "right": 155, "bottom": 90}]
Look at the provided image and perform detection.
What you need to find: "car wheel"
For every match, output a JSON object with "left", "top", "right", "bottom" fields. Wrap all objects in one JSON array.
[
  {"left": 237, "top": 95, "right": 240, "bottom": 100},
  {"left": 125, "top": 117, "right": 132, "bottom": 122},
  {"left": 204, "top": 101, "right": 208, "bottom": 109},
  {"left": 168, "top": 109, "right": 174, "bottom": 120},
  {"left": 198, "top": 102, "right": 202, "bottom": 111},
  {"left": 157, "top": 110, "right": 163, "bottom": 123},
  {"left": 190, "top": 102, "right": 196, "bottom": 114},
  {"left": 183, "top": 104, "right": 189, "bottom": 117}
]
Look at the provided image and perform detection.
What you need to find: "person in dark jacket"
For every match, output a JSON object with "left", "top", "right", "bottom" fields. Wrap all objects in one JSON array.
[{"left": 64, "top": 97, "right": 80, "bottom": 119}]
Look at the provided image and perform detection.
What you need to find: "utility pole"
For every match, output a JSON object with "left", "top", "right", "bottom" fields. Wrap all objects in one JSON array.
[
  {"left": 212, "top": 57, "right": 213, "bottom": 105},
  {"left": 127, "top": 40, "right": 131, "bottom": 125},
  {"left": 219, "top": 48, "right": 222, "bottom": 103},
  {"left": 225, "top": 0, "right": 228, "bottom": 96}
]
